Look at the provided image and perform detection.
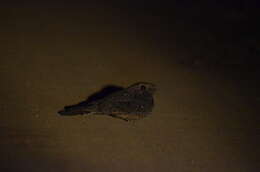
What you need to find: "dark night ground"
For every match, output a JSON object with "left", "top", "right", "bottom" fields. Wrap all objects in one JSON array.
[{"left": 0, "top": 1, "right": 259, "bottom": 172}]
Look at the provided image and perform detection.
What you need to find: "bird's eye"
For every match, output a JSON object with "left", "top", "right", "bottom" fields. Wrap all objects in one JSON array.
[{"left": 140, "top": 85, "right": 146, "bottom": 90}]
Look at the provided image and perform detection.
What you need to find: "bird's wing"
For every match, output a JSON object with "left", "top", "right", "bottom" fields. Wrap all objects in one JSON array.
[{"left": 97, "top": 90, "right": 152, "bottom": 114}]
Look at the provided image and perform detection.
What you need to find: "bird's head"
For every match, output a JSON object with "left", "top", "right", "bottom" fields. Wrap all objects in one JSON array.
[{"left": 128, "top": 82, "right": 156, "bottom": 95}]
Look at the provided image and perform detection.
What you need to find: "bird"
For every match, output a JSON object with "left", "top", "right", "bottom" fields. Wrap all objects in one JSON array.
[{"left": 58, "top": 82, "right": 156, "bottom": 121}]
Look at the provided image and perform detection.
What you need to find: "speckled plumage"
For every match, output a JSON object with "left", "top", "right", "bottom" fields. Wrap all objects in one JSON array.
[{"left": 59, "top": 82, "right": 156, "bottom": 121}]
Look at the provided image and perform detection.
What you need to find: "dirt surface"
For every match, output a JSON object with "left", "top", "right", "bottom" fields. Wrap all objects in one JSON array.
[{"left": 0, "top": 4, "right": 259, "bottom": 172}]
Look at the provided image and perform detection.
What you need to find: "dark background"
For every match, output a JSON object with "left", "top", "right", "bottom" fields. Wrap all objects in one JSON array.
[{"left": 0, "top": 1, "right": 259, "bottom": 171}]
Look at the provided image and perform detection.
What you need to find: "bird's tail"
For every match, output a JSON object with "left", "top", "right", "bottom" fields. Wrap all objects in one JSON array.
[{"left": 58, "top": 105, "right": 90, "bottom": 116}]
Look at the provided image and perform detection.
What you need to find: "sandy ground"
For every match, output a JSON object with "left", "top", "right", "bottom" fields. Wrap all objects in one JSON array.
[{"left": 0, "top": 6, "right": 259, "bottom": 172}]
